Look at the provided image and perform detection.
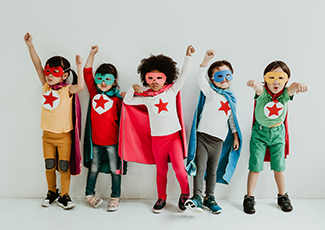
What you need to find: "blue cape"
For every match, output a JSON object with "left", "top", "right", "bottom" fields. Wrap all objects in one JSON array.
[{"left": 186, "top": 84, "right": 242, "bottom": 184}]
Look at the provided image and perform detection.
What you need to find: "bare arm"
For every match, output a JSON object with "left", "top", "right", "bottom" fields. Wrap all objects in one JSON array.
[
  {"left": 247, "top": 80, "right": 263, "bottom": 95},
  {"left": 69, "top": 55, "right": 85, "bottom": 94},
  {"left": 85, "top": 45, "right": 98, "bottom": 68},
  {"left": 287, "top": 82, "right": 308, "bottom": 96},
  {"left": 24, "top": 33, "right": 46, "bottom": 85}
]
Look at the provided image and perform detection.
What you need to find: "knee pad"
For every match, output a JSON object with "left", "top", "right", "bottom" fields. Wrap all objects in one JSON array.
[
  {"left": 45, "top": 158, "right": 56, "bottom": 170},
  {"left": 59, "top": 160, "right": 69, "bottom": 172}
]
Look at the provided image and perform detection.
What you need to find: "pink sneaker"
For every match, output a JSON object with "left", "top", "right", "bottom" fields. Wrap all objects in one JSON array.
[
  {"left": 107, "top": 197, "right": 120, "bottom": 212},
  {"left": 86, "top": 195, "right": 103, "bottom": 208}
]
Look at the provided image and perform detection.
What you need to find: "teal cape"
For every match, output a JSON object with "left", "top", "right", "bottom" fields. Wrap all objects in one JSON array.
[{"left": 186, "top": 84, "right": 242, "bottom": 184}]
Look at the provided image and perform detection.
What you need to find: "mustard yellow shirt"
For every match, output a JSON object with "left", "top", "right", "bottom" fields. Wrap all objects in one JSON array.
[{"left": 41, "top": 82, "right": 73, "bottom": 133}]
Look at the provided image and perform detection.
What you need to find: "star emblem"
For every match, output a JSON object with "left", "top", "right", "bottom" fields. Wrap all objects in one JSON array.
[
  {"left": 94, "top": 95, "right": 109, "bottom": 110},
  {"left": 43, "top": 91, "right": 59, "bottom": 108},
  {"left": 154, "top": 98, "right": 169, "bottom": 114},
  {"left": 266, "top": 104, "right": 283, "bottom": 117},
  {"left": 218, "top": 101, "right": 231, "bottom": 116}
]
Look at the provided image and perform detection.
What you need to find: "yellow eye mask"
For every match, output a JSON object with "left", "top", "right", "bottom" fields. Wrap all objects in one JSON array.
[{"left": 264, "top": 72, "right": 288, "bottom": 84}]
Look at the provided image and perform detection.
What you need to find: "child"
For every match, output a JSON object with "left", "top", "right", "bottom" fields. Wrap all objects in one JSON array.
[
  {"left": 243, "top": 61, "right": 307, "bottom": 214},
  {"left": 185, "top": 50, "right": 242, "bottom": 214},
  {"left": 83, "top": 45, "right": 125, "bottom": 211},
  {"left": 120, "top": 45, "right": 195, "bottom": 213},
  {"left": 24, "top": 32, "right": 84, "bottom": 210}
]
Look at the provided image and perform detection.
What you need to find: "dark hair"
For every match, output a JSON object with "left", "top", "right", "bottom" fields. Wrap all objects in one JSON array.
[
  {"left": 137, "top": 54, "right": 179, "bottom": 87},
  {"left": 207, "top": 60, "right": 234, "bottom": 81},
  {"left": 95, "top": 63, "right": 119, "bottom": 89},
  {"left": 45, "top": 56, "right": 78, "bottom": 85},
  {"left": 263, "top": 60, "right": 291, "bottom": 78}
]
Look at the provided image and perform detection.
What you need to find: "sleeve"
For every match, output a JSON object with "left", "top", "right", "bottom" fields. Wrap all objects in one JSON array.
[
  {"left": 170, "top": 55, "right": 191, "bottom": 94},
  {"left": 284, "top": 87, "right": 294, "bottom": 102},
  {"left": 197, "top": 66, "right": 211, "bottom": 96},
  {"left": 123, "top": 86, "right": 146, "bottom": 105},
  {"left": 228, "top": 113, "right": 237, "bottom": 133},
  {"left": 84, "top": 68, "right": 96, "bottom": 94}
]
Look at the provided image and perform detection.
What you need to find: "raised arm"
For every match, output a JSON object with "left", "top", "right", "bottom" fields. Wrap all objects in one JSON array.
[
  {"left": 69, "top": 55, "right": 85, "bottom": 94},
  {"left": 287, "top": 82, "right": 307, "bottom": 96},
  {"left": 85, "top": 45, "right": 98, "bottom": 68},
  {"left": 247, "top": 80, "right": 263, "bottom": 95},
  {"left": 24, "top": 32, "right": 46, "bottom": 85},
  {"left": 197, "top": 50, "right": 215, "bottom": 95}
]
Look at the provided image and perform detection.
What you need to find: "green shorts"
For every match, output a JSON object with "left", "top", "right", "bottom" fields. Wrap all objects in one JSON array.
[{"left": 249, "top": 122, "right": 286, "bottom": 172}]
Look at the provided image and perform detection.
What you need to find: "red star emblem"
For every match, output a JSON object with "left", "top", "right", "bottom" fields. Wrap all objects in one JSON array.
[
  {"left": 218, "top": 101, "right": 231, "bottom": 115},
  {"left": 43, "top": 91, "right": 59, "bottom": 108},
  {"left": 266, "top": 104, "right": 283, "bottom": 117},
  {"left": 94, "top": 95, "right": 109, "bottom": 109},
  {"left": 154, "top": 98, "right": 169, "bottom": 114}
]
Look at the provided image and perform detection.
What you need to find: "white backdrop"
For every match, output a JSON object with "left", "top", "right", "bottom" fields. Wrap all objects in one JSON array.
[{"left": 0, "top": 0, "right": 324, "bottom": 199}]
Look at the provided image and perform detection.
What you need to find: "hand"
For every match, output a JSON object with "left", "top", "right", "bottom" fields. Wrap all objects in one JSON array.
[
  {"left": 186, "top": 45, "right": 195, "bottom": 56},
  {"left": 247, "top": 80, "right": 260, "bottom": 88},
  {"left": 132, "top": 84, "right": 143, "bottom": 94},
  {"left": 90, "top": 45, "right": 99, "bottom": 56},
  {"left": 204, "top": 49, "right": 215, "bottom": 60},
  {"left": 75, "top": 55, "right": 83, "bottom": 68},
  {"left": 24, "top": 32, "right": 33, "bottom": 47},
  {"left": 120, "top": 91, "right": 126, "bottom": 98},
  {"left": 296, "top": 83, "right": 308, "bottom": 94},
  {"left": 233, "top": 132, "right": 239, "bottom": 151}
]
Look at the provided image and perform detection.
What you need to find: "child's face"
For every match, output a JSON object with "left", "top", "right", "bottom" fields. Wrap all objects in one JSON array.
[
  {"left": 265, "top": 67, "right": 287, "bottom": 94},
  {"left": 45, "top": 73, "right": 68, "bottom": 85},
  {"left": 211, "top": 65, "right": 232, "bottom": 89},
  {"left": 97, "top": 81, "right": 115, "bottom": 92},
  {"left": 147, "top": 70, "right": 166, "bottom": 91}
]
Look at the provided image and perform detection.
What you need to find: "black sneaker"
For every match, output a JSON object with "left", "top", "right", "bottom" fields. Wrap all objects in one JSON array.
[
  {"left": 41, "top": 189, "right": 59, "bottom": 207},
  {"left": 243, "top": 195, "right": 256, "bottom": 214},
  {"left": 177, "top": 193, "right": 189, "bottom": 212},
  {"left": 57, "top": 194, "right": 75, "bottom": 210},
  {"left": 278, "top": 193, "right": 293, "bottom": 212},
  {"left": 152, "top": 199, "right": 166, "bottom": 214}
]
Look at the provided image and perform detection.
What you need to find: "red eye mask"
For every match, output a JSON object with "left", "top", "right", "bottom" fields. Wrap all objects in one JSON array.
[
  {"left": 44, "top": 65, "right": 64, "bottom": 78},
  {"left": 145, "top": 72, "right": 167, "bottom": 85}
]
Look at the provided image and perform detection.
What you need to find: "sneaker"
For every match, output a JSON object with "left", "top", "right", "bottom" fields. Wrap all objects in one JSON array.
[
  {"left": 152, "top": 199, "right": 166, "bottom": 214},
  {"left": 203, "top": 196, "right": 222, "bottom": 214},
  {"left": 57, "top": 194, "right": 75, "bottom": 210},
  {"left": 278, "top": 193, "right": 293, "bottom": 212},
  {"left": 41, "top": 189, "right": 59, "bottom": 207},
  {"left": 184, "top": 195, "right": 203, "bottom": 213},
  {"left": 243, "top": 195, "right": 255, "bottom": 214},
  {"left": 177, "top": 193, "right": 189, "bottom": 212},
  {"left": 107, "top": 197, "right": 120, "bottom": 212},
  {"left": 86, "top": 195, "right": 103, "bottom": 208}
]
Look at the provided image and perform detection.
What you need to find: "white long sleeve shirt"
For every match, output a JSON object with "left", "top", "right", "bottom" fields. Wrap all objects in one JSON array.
[
  {"left": 196, "top": 67, "right": 237, "bottom": 141},
  {"left": 123, "top": 56, "right": 191, "bottom": 136}
]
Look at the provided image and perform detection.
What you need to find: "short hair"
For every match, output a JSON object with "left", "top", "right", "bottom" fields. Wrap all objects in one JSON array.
[
  {"left": 263, "top": 60, "right": 291, "bottom": 78},
  {"left": 207, "top": 60, "right": 234, "bottom": 80},
  {"left": 137, "top": 54, "right": 179, "bottom": 87}
]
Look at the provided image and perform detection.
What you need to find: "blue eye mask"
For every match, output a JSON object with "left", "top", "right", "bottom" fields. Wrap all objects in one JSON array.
[
  {"left": 213, "top": 70, "right": 233, "bottom": 83},
  {"left": 94, "top": 73, "right": 115, "bottom": 85}
]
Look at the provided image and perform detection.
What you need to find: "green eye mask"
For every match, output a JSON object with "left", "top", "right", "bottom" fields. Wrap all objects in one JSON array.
[{"left": 94, "top": 73, "right": 115, "bottom": 85}]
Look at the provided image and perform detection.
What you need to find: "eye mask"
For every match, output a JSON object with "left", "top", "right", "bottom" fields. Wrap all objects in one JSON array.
[
  {"left": 213, "top": 70, "right": 233, "bottom": 83},
  {"left": 44, "top": 65, "right": 64, "bottom": 78},
  {"left": 94, "top": 73, "right": 115, "bottom": 85},
  {"left": 145, "top": 72, "right": 167, "bottom": 85},
  {"left": 264, "top": 72, "right": 288, "bottom": 84}
]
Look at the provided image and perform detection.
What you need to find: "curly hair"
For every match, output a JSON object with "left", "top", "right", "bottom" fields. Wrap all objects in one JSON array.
[{"left": 137, "top": 54, "right": 179, "bottom": 87}]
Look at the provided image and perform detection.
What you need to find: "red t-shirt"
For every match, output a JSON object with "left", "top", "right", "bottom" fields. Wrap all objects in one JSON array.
[{"left": 84, "top": 68, "right": 122, "bottom": 146}]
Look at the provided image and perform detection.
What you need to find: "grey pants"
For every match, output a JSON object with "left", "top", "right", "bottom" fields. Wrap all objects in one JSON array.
[{"left": 194, "top": 132, "right": 223, "bottom": 198}]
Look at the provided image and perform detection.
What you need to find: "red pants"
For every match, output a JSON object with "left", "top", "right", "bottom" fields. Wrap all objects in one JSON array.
[{"left": 151, "top": 132, "right": 189, "bottom": 200}]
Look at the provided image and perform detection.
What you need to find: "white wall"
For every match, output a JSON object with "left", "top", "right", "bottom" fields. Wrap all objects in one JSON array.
[{"left": 1, "top": 0, "right": 324, "bottom": 199}]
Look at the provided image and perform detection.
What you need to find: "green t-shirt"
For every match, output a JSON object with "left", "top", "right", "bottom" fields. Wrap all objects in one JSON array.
[{"left": 255, "top": 87, "right": 293, "bottom": 127}]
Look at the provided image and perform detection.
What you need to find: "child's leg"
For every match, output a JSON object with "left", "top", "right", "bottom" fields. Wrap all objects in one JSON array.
[
  {"left": 106, "top": 144, "right": 121, "bottom": 198},
  {"left": 85, "top": 145, "right": 102, "bottom": 196},
  {"left": 247, "top": 171, "right": 259, "bottom": 196},
  {"left": 193, "top": 134, "right": 208, "bottom": 198},
  {"left": 274, "top": 171, "right": 285, "bottom": 195},
  {"left": 42, "top": 131, "right": 58, "bottom": 193}
]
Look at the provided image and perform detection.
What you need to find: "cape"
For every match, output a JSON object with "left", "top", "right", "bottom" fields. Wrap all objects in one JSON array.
[
  {"left": 186, "top": 87, "right": 242, "bottom": 185},
  {"left": 118, "top": 92, "right": 187, "bottom": 168}
]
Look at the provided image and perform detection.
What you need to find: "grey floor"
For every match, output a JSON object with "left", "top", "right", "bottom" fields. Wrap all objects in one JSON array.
[{"left": 1, "top": 198, "right": 324, "bottom": 230}]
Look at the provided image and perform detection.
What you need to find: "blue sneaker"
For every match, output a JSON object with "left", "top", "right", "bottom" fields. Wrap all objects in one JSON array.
[
  {"left": 203, "top": 196, "right": 222, "bottom": 214},
  {"left": 184, "top": 195, "right": 203, "bottom": 213}
]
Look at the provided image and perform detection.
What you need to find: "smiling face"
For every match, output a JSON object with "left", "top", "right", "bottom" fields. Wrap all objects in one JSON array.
[
  {"left": 97, "top": 82, "right": 114, "bottom": 92},
  {"left": 211, "top": 65, "right": 232, "bottom": 89},
  {"left": 265, "top": 67, "right": 287, "bottom": 94},
  {"left": 147, "top": 69, "right": 166, "bottom": 91}
]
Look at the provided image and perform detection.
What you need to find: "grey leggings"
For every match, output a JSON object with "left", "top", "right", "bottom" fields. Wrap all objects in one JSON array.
[{"left": 194, "top": 132, "right": 223, "bottom": 198}]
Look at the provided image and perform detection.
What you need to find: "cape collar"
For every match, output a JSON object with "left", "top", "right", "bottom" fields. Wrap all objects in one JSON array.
[
  {"left": 264, "top": 85, "right": 284, "bottom": 103},
  {"left": 48, "top": 82, "right": 69, "bottom": 90},
  {"left": 134, "top": 84, "right": 172, "bottom": 97}
]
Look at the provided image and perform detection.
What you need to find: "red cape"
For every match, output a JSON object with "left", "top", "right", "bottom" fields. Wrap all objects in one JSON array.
[
  {"left": 118, "top": 92, "right": 187, "bottom": 166},
  {"left": 252, "top": 101, "right": 289, "bottom": 162}
]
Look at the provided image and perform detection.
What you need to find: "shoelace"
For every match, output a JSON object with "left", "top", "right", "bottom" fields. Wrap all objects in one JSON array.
[
  {"left": 109, "top": 198, "right": 119, "bottom": 206},
  {"left": 181, "top": 193, "right": 189, "bottom": 203},
  {"left": 245, "top": 197, "right": 255, "bottom": 205}
]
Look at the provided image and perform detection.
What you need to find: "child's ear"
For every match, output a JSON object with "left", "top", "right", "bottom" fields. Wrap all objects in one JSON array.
[{"left": 62, "top": 72, "right": 69, "bottom": 80}]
